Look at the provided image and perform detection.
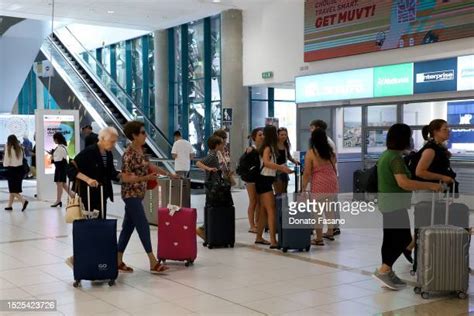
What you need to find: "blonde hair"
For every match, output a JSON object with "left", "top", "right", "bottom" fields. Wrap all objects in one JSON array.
[{"left": 98, "top": 127, "right": 119, "bottom": 141}]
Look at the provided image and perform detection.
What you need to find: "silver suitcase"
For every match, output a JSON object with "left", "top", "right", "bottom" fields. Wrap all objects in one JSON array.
[
  {"left": 144, "top": 178, "right": 191, "bottom": 225},
  {"left": 415, "top": 188, "right": 469, "bottom": 299}
]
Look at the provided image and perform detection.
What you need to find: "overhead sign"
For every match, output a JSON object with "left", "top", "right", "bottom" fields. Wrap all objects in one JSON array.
[
  {"left": 262, "top": 71, "right": 274, "bottom": 79},
  {"left": 295, "top": 68, "right": 373, "bottom": 103},
  {"left": 304, "top": 1, "right": 474, "bottom": 62},
  {"left": 457, "top": 55, "right": 474, "bottom": 91},
  {"left": 414, "top": 58, "right": 457, "bottom": 94},
  {"left": 373, "top": 63, "right": 413, "bottom": 97}
]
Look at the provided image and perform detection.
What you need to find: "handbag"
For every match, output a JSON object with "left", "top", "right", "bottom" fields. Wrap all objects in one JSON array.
[
  {"left": 22, "top": 157, "right": 30, "bottom": 176},
  {"left": 205, "top": 170, "right": 233, "bottom": 207},
  {"left": 65, "top": 181, "right": 85, "bottom": 223},
  {"left": 147, "top": 165, "right": 158, "bottom": 190}
]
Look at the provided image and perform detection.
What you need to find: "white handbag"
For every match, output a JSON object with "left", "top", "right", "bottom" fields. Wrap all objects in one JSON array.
[{"left": 65, "top": 193, "right": 84, "bottom": 223}]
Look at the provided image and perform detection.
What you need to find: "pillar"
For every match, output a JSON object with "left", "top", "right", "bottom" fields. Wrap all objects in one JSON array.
[{"left": 153, "top": 30, "right": 169, "bottom": 140}]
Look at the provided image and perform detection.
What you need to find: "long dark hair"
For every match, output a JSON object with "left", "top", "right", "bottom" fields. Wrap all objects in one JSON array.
[
  {"left": 7, "top": 135, "right": 22, "bottom": 159},
  {"left": 259, "top": 125, "right": 278, "bottom": 157},
  {"left": 53, "top": 132, "right": 67, "bottom": 146},
  {"left": 249, "top": 128, "right": 263, "bottom": 142},
  {"left": 422, "top": 119, "right": 447, "bottom": 141},
  {"left": 278, "top": 127, "right": 291, "bottom": 154},
  {"left": 309, "top": 129, "right": 333, "bottom": 161}
]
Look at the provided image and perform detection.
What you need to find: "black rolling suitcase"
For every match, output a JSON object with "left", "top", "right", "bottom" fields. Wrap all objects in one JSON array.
[
  {"left": 72, "top": 186, "right": 118, "bottom": 287},
  {"left": 275, "top": 193, "right": 311, "bottom": 253},
  {"left": 204, "top": 205, "right": 235, "bottom": 249}
]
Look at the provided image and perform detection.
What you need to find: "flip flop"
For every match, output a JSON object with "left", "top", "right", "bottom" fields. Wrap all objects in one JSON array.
[
  {"left": 322, "top": 234, "right": 335, "bottom": 241},
  {"left": 150, "top": 263, "right": 169, "bottom": 274},
  {"left": 248, "top": 228, "right": 258, "bottom": 234},
  {"left": 255, "top": 240, "right": 271, "bottom": 245},
  {"left": 311, "top": 239, "right": 325, "bottom": 246},
  {"left": 118, "top": 262, "right": 134, "bottom": 273}
]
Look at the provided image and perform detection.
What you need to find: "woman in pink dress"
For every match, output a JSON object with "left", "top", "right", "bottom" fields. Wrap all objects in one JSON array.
[{"left": 302, "top": 128, "right": 339, "bottom": 246}]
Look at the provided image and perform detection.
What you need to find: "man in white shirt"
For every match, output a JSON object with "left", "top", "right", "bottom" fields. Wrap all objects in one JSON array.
[
  {"left": 309, "top": 119, "right": 341, "bottom": 236},
  {"left": 171, "top": 131, "right": 195, "bottom": 178}
]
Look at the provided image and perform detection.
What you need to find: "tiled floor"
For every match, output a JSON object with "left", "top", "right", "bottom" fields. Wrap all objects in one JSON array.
[{"left": 0, "top": 180, "right": 472, "bottom": 315}]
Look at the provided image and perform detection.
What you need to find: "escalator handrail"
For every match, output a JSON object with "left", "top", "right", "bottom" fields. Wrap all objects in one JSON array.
[{"left": 54, "top": 27, "right": 172, "bottom": 149}]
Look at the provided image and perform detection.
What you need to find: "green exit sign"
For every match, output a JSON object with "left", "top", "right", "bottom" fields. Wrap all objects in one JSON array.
[{"left": 262, "top": 71, "right": 273, "bottom": 79}]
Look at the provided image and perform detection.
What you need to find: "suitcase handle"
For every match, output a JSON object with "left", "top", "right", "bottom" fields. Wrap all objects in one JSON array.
[
  {"left": 168, "top": 178, "right": 184, "bottom": 208},
  {"left": 430, "top": 182, "right": 453, "bottom": 226},
  {"left": 85, "top": 185, "right": 104, "bottom": 219}
]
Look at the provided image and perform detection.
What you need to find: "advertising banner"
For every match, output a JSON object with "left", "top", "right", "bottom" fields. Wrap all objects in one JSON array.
[
  {"left": 304, "top": 0, "right": 474, "bottom": 62},
  {"left": 43, "top": 114, "right": 76, "bottom": 175},
  {"left": 296, "top": 68, "right": 373, "bottom": 103},
  {"left": 414, "top": 57, "right": 457, "bottom": 94},
  {"left": 457, "top": 55, "right": 474, "bottom": 91},
  {"left": 373, "top": 63, "right": 413, "bottom": 97},
  {"left": 447, "top": 101, "right": 474, "bottom": 153}
]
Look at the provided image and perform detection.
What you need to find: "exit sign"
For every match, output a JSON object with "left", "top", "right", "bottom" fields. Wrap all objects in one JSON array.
[{"left": 262, "top": 71, "right": 273, "bottom": 79}]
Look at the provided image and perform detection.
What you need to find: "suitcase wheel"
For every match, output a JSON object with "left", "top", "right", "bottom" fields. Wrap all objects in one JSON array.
[
  {"left": 421, "top": 292, "right": 429, "bottom": 299},
  {"left": 305, "top": 246, "right": 311, "bottom": 252},
  {"left": 208, "top": 245, "right": 214, "bottom": 249},
  {"left": 108, "top": 280, "right": 115, "bottom": 287},
  {"left": 457, "top": 292, "right": 467, "bottom": 299},
  {"left": 282, "top": 248, "right": 288, "bottom": 253},
  {"left": 158, "top": 259, "right": 166, "bottom": 264},
  {"left": 73, "top": 280, "right": 81, "bottom": 288},
  {"left": 203, "top": 242, "right": 208, "bottom": 247},
  {"left": 414, "top": 287, "right": 421, "bottom": 295},
  {"left": 229, "top": 244, "right": 234, "bottom": 248},
  {"left": 185, "top": 260, "right": 194, "bottom": 267},
  {"left": 410, "top": 270, "right": 416, "bottom": 276}
]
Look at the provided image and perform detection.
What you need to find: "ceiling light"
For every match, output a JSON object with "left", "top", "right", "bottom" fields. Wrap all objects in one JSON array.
[
  {"left": 212, "top": 0, "right": 221, "bottom": 3},
  {"left": 107, "top": 10, "right": 115, "bottom": 14}
]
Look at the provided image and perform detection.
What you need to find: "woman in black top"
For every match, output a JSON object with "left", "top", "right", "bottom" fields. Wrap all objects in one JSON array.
[
  {"left": 274, "top": 127, "right": 299, "bottom": 194},
  {"left": 416, "top": 119, "right": 455, "bottom": 188},
  {"left": 51, "top": 132, "right": 73, "bottom": 207}
]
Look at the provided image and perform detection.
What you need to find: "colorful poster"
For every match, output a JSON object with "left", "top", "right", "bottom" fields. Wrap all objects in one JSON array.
[
  {"left": 414, "top": 57, "right": 457, "bottom": 94},
  {"left": 373, "top": 63, "right": 413, "bottom": 97},
  {"left": 43, "top": 114, "right": 76, "bottom": 175},
  {"left": 304, "top": 0, "right": 474, "bottom": 62}
]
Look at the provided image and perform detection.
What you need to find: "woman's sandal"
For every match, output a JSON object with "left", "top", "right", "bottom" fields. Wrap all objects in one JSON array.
[
  {"left": 118, "top": 262, "right": 134, "bottom": 273},
  {"left": 322, "top": 233, "right": 335, "bottom": 241},
  {"left": 248, "top": 228, "right": 258, "bottom": 234},
  {"left": 311, "top": 239, "right": 325, "bottom": 246},
  {"left": 255, "top": 239, "right": 271, "bottom": 245},
  {"left": 150, "top": 263, "right": 169, "bottom": 274}
]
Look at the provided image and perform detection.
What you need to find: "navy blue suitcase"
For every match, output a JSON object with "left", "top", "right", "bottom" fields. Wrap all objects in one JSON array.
[
  {"left": 203, "top": 205, "right": 235, "bottom": 249},
  {"left": 72, "top": 186, "right": 118, "bottom": 287},
  {"left": 276, "top": 194, "right": 312, "bottom": 253}
]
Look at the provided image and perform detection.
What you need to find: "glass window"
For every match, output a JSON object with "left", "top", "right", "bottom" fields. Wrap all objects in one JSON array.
[
  {"left": 148, "top": 34, "right": 155, "bottom": 88},
  {"left": 131, "top": 38, "right": 143, "bottom": 104},
  {"left": 116, "top": 41, "right": 127, "bottom": 89},
  {"left": 188, "top": 21, "right": 205, "bottom": 80},
  {"left": 102, "top": 47, "right": 111, "bottom": 74},
  {"left": 275, "top": 88, "right": 295, "bottom": 101},
  {"left": 251, "top": 87, "right": 268, "bottom": 100},
  {"left": 367, "top": 105, "right": 397, "bottom": 127},
  {"left": 403, "top": 101, "right": 447, "bottom": 126},
  {"left": 211, "top": 16, "right": 221, "bottom": 77},
  {"left": 367, "top": 129, "right": 388, "bottom": 153},
  {"left": 343, "top": 107, "right": 362, "bottom": 149},
  {"left": 189, "top": 102, "right": 206, "bottom": 157},
  {"left": 211, "top": 77, "right": 220, "bottom": 101},
  {"left": 275, "top": 101, "right": 297, "bottom": 154},
  {"left": 251, "top": 101, "right": 269, "bottom": 129},
  {"left": 211, "top": 101, "right": 221, "bottom": 133},
  {"left": 189, "top": 79, "right": 204, "bottom": 102}
]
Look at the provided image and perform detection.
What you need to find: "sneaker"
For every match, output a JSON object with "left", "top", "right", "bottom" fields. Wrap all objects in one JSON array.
[
  {"left": 372, "top": 269, "right": 403, "bottom": 290},
  {"left": 389, "top": 271, "right": 407, "bottom": 287},
  {"left": 65, "top": 256, "right": 74, "bottom": 269}
]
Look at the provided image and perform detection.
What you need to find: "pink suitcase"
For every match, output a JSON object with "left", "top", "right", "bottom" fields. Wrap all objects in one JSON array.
[{"left": 157, "top": 179, "right": 197, "bottom": 266}]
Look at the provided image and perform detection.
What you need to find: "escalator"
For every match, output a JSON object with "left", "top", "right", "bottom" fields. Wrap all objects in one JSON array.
[{"left": 39, "top": 27, "right": 173, "bottom": 170}]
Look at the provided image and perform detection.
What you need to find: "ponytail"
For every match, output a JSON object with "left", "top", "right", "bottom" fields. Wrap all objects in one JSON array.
[{"left": 421, "top": 125, "right": 430, "bottom": 141}]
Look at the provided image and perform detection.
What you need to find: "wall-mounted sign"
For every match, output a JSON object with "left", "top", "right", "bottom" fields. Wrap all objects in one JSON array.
[
  {"left": 457, "top": 55, "right": 474, "bottom": 91},
  {"left": 304, "top": 1, "right": 474, "bottom": 62},
  {"left": 295, "top": 68, "right": 373, "bottom": 103},
  {"left": 262, "top": 71, "right": 274, "bottom": 79},
  {"left": 222, "top": 108, "right": 233, "bottom": 125},
  {"left": 373, "top": 63, "right": 413, "bottom": 97},
  {"left": 414, "top": 58, "right": 457, "bottom": 94}
]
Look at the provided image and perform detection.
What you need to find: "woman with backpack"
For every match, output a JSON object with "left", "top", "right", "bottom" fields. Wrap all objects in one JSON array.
[
  {"left": 50, "top": 132, "right": 74, "bottom": 207},
  {"left": 415, "top": 119, "right": 455, "bottom": 199},
  {"left": 254, "top": 125, "right": 292, "bottom": 248},
  {"left": 3, "top": 135, "right": 28, "bottom": 212},
  {"left": 274, "top": 127, "right": 299, "bottom": 194},
  {"left": 240, "top": 128, "right": 263, "bottom": 233}
]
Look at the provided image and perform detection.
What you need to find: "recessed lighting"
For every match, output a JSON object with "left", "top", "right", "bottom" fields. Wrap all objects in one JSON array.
[
  {"left": 212, "top": 0, "right": 221, "bottom": 3},
  {"left": 107, "top": 10, "right": 115, "bottom": 14}
]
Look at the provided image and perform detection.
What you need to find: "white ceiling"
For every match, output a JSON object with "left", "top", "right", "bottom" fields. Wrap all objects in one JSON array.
[{"left": 0, "top": 0, "right": 273, "bottom": 30}]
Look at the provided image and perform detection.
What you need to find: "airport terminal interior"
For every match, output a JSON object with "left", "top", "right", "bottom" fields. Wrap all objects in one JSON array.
[{"left": 0, "top": 0, "right": 474, "bottom": 315}]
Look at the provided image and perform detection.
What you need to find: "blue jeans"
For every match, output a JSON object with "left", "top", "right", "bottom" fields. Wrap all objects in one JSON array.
[{"left": 117, "top": 198, "right": 153, "bottom": 253}]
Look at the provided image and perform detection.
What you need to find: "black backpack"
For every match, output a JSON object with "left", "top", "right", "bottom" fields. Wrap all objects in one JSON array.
[
  {"left": 236, "top": 149, "right": 260, "bottom": 183},
  {"left": 366, "top": 165, "right": 378, "bottom": 193}
]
